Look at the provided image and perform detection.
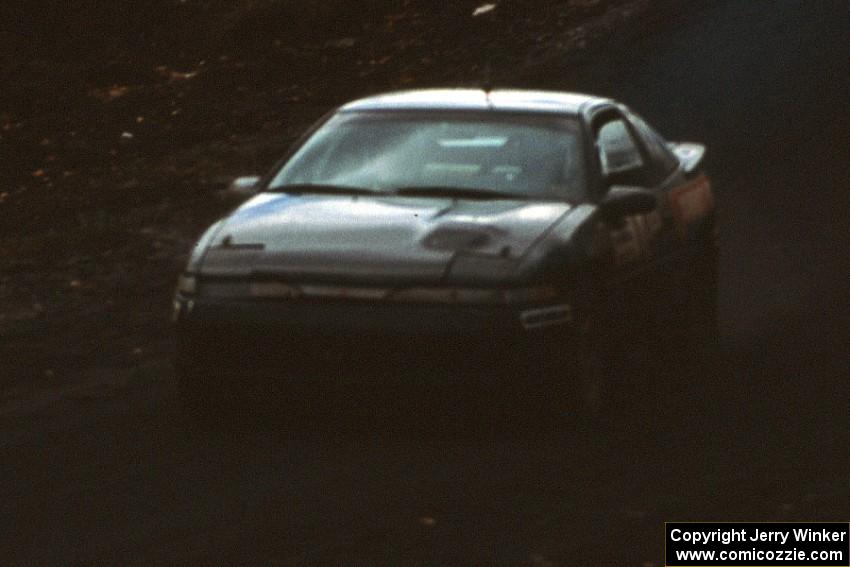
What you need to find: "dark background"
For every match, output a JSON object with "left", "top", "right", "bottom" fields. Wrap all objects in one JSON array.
[{"left": 1, "top": 1, "right": 848, "bottom": 564}]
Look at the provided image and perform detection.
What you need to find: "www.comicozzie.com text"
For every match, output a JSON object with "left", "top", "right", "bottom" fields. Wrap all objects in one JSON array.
[{"left": 670, "top": 527, "right": 847, "bottom": 546}]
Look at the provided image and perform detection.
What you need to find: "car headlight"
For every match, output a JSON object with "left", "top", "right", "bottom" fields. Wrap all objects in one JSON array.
[{"left": 176, "top": 274, "right": 197, "bottom": 296}]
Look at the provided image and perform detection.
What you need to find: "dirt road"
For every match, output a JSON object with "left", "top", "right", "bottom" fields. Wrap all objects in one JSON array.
[{"left": 2, "top": 1, "right": 847, "bottom": 565}]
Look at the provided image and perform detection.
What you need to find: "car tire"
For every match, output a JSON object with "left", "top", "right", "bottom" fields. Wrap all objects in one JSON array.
[
  {"left": 536, "top": 307, "right": 618, "bottom": 433},
  {"left": 573, "top": 313, "right": 609, "bottom": 418}
]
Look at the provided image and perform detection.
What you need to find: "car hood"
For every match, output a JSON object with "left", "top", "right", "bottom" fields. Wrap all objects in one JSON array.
[{"left": 199, "top": 193, "right": 571, "bottom": 284}]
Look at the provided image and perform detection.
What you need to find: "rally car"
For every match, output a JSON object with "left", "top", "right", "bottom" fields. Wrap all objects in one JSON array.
[{"left": 172, "top": 89, "right": 717, "bottom": 421}]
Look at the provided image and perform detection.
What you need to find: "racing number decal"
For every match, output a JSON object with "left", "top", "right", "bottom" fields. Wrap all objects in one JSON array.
[{"left": 669, "top": 175, "right": 713, "bottom": 237}]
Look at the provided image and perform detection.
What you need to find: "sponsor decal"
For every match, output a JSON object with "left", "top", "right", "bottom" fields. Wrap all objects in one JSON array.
[{"left": 519, "top": 304, "right": 572, "bottom": 329}]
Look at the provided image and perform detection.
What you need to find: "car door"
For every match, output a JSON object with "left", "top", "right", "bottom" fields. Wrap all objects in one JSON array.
[
  {"left": 588, "top": 106, "right": 693, "bottom": 331},
  {"left": 590, "top": 108, "right": 666, "bottom": 280},
  {"left": 631, "top": 110, "right": 714, "bottom": 243},
  {"left": 625, "top": 109, "right": 715, "bottom": 278}
]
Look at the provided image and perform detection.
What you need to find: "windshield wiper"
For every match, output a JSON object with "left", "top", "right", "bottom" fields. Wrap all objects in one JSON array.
[
  {"left": 267, "top": 183, "right": 379, "bottom": 196},
  {"left": 392, "top": 186, "right": 527, "bottom": 200}
]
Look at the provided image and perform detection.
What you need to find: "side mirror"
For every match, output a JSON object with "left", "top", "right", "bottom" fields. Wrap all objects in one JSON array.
[
  {"left": 226, "top": 175, "right": 262, "bottom": 197},
  {"left": 599, "top": 185, "right": 657, "bottom": 221}
]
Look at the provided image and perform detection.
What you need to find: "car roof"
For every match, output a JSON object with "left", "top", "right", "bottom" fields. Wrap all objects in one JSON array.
[{"left": 340, "top": 89, "right": 608, "bottom": 115}]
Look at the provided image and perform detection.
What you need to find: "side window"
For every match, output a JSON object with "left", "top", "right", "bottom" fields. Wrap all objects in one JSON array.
[
  {"left": 627, "top": 112, "right": 679, "bottom": 181},
  {"left": 596, "top": 118, "right": 644, "bottom": 177}
]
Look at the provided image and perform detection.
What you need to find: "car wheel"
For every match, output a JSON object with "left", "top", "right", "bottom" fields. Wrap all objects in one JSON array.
[
  {"left": 574, "top": 313, "right": 608, "bottom": 417},
  {"left": 537, "top": 309, "right": 616, "bottom": 430}
]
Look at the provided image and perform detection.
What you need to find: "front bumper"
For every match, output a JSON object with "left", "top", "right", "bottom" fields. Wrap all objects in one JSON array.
[
  {"left": 173, "top": 273, "right": 573, "bottom": 330},
  {"left": 174, "top": 294, "right": 577, "bottom": 379},
  {"left": 174, "top": 293, "right": 572, "bottom": 336},
  {"left": 173, "top": 294, "right": 586, "bottom": 412}
]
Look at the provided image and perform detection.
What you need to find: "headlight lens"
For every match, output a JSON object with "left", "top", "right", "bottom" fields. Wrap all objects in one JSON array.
[{"left": 176, "top": 274, "right": 197, "bottom": 295}]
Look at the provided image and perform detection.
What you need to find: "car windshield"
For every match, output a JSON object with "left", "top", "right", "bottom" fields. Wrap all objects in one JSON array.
[{"left": 268, "top": 111, "right": 586, "bottom": 201}]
